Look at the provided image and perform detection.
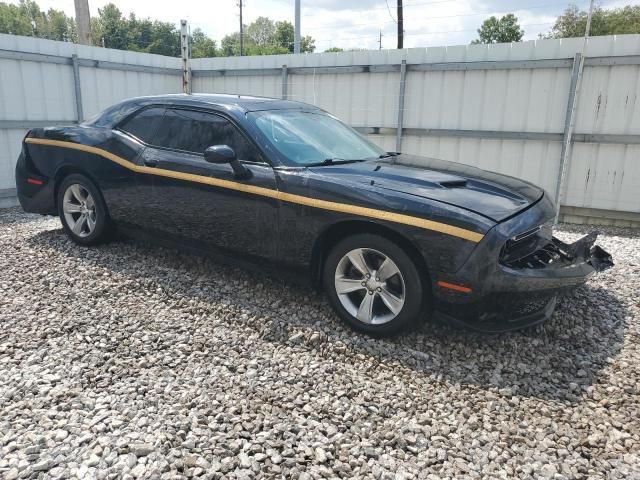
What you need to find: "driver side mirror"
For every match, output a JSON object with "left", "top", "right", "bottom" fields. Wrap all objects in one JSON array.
[{"left": 204, "top": 145, "right": 251, "bottom": 179}]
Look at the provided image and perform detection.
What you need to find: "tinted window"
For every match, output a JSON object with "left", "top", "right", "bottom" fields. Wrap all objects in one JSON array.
[
  {"left": 154, "top": 109, "right": 263, "bottom": 162},
  {"left": 118, "top": 107, "right": 166, "bottom": 144}
]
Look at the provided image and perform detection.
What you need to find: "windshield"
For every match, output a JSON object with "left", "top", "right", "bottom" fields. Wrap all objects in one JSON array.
[{"left": 249, "top": 110, "right": 385, "bottom": 166}]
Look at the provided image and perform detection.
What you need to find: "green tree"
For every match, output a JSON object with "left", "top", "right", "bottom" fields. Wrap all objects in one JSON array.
[
  {"left": 274, "top": 20, "right": 315, "bottom": 53},
  {"left": 472, "top": 13, "right": 524, "bottom": 44},
  {"left": 0, "top": 0, "right": 281, "bottom": 58},
  {"left": 274, "top": 20, "right": 294, "bottom": 49},
  {"left": 18, "top": 0, "right": 46, "bottom": 37},
  {"left": 324, "top": 47, "right": 344, "bottom": 52},
  {"left": 0, "top": 2, "right": 38, "bottom": 37},
  {"left": 246, "top": 43, "right": 288, "bottom": 55},
  {"left": 46, "top": 8, "right": 77, "bottom": 42},
  {"left": 0, "top": 1, "right": 76, "bottom": 41},
  {"left": 94, "top": 3, "right": 128, "bottom": 49},
  {"left": 221, "top": 31, "right": 242, "bottom": 56},
  {"left": 91, "top": 3, "right": 182, "bottom": 56},
  {"left": 125, "top": 14, "right": 152, "bottom": 51},
  {"left": 241, "top": 17, "right": 289, "bottom": 55},
  {"left": 545, "top": 4, "right": 640, "bottom": 38},
  {"left": 246, "top": 16, "right": 276, "bottom": 46},
  {"left": 221, "top": 17, "right": 316, "bottom": 56},
  {"left": 191, "top": 28, "right": 218, "bottom": 58},
  {"left": 145, "top": 20, "right": 180, "bottom": 56}
]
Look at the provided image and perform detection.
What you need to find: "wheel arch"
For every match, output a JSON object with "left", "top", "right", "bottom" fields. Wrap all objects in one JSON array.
[
  {"left": 53, "top": 166, "right": 109, "bottom": 218},
  {"left": 310, "top": 219, "right": 431, "bottom": 291}
]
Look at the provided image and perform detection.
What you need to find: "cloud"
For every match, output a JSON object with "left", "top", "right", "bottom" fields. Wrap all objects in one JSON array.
[
  {"left": 302, "top": 0, "right": 384, "bottom": 11},
  {"left": 11, "top": 0, "right": 623, "bottom": 51}
]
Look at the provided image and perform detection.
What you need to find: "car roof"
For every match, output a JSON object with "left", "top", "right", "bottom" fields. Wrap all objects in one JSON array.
[
  {"left": 86, "top": 93, "right": 323, "bottom": 128},
  {"left": 129, "top": 93, "right": 318, "bottom": 113}
]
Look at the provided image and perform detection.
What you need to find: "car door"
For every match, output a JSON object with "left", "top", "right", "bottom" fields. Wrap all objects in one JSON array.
[
  {"left": 136, "top": 107, "right": 279, "bottom": 262},
  {"left": 107, "top": 106, "right": 167, "bottom": 227}
]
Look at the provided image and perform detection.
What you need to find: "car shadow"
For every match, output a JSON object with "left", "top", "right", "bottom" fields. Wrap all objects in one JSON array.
[{"left": 27, "top": 228, "right": 628, "bottom": 404}]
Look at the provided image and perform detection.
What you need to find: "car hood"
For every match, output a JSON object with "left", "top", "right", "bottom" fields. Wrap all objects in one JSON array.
[{"left": 308, "top": 154, "right": 544, "bottom": 222}]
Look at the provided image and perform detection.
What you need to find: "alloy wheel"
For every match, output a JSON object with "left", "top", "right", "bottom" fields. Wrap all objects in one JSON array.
[
  {"left": 334, "top": 247, "right": 406, "bottom": 325},
  {"left": 62, "top": 184, "right": 97, "bottom": 238}
]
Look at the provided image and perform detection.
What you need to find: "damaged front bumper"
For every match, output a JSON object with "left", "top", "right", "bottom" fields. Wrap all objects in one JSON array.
[
  {"left": 501, "top": 231, "right": 613, "bottom": 275},
  {"left": 435, "top": 230, "right": 614, "bottom": 333}
]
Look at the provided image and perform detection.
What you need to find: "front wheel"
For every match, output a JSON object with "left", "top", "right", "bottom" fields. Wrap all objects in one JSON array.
[
  {"left": 57, "top": 173, "right": 112, "bottom": 245},
  {"left": 323, "top": 233, "right": 425, "bottom": 336}
]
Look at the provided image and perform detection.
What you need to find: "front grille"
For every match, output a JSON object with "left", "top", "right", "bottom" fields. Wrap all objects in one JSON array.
[
  {"left": 500, "top": 220, "right": 559, "bottom": 269},
  {"left": 503, "top": 240, "right": 575, "bottom": 269},
  {"left": 437, "top": 291, "right": 557, "bottom": 331},
  {"left": 477, "top": 292, "right": 554, "bottom": 323}
]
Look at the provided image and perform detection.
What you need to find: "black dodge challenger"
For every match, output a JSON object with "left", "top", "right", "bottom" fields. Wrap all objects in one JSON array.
[{"left": 16, "top": 94, "right": 613, "bottom": 335}]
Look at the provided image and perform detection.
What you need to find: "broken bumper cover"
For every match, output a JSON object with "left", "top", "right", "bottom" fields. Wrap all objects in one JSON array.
[{"left": 435, "top": 232, "right": 613, "bottom": 332}]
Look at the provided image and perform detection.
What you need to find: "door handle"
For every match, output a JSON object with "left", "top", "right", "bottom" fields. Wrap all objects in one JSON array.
[{"left": 143, "top": 158, "right": 159, "bottom": 167}]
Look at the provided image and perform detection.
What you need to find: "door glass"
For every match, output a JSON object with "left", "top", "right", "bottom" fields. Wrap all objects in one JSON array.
[
  {"left": 154, "top": 109, "right": 263, "bottom": 162},
  {"left": 118, "top": 107, "right": 166, "bottom": 144}
]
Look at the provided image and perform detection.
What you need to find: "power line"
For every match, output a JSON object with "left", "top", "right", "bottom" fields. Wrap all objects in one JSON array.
[{"left": 385, "top": 0, "right": 397, "bottom": 23}]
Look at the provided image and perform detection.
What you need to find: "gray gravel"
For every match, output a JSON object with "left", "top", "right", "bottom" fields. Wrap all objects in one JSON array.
[{"left": 0, "top": 207, "right": 639, "bottom": 479}]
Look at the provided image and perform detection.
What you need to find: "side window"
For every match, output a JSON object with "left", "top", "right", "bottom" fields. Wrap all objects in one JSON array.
[
  {"left": 153, "top": 109, "right": 263, "bottom": 163},
  {"left": 118, "top": 107, "right": 166, "bottom": 144}
]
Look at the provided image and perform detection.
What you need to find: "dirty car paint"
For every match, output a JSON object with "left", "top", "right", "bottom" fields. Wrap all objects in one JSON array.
[{"left": 15, "top": 94, "right": 613, "bottom": 331}]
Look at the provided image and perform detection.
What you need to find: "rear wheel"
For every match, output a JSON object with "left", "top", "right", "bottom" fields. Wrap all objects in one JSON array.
[
  {"left": 323, "top": 233, "right": 424, "bottom": 336},
  {"left": 57, "top": 173, "right": 112, "bottom": 245}
]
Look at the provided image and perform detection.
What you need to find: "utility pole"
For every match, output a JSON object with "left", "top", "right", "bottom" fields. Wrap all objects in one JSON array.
[
  {"left": 396, "top": 0, "right": 403, "bottom": 49},
  {"left": 239, "top": 0, "right": 244, "bottom": 56},
  {"left": 397, "top": 0, "right": 403, "bottom": 49},
  {"left": 378, "top": 29, "right": 383, "bottom": 50},
  {"left": 74, "top": 0, "right": 92, "bottom": 45},
  {"left": 294, "top": 0, "right": 301, "bottom": 54}
]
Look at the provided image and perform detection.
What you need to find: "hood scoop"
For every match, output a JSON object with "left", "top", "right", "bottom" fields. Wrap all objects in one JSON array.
[{"left": 439, "top": 180, "right": 467, "bottom": 188}]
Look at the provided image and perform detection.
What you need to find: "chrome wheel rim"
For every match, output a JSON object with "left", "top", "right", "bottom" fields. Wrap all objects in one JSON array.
[
  {"left": 63, "top": 184, "right": 96, "bottom": 238},
  {"left": 334, "top": 248, "right": 406, "bottom": 325}
]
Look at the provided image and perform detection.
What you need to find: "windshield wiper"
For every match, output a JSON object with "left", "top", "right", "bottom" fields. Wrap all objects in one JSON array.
[
  {"left": 306, "top": 158, "right": 367, "bottom": 167},
  {"left": 379, "top": 152, "right": 400, "bottom": 159}
]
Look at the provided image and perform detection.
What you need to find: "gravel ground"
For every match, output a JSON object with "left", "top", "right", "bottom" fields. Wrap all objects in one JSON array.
[{"left": 0, "top": 207, "right": 639, "bottom": 480}]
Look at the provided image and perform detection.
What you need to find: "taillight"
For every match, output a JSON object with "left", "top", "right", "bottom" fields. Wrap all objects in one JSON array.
[{"left": 27, "top": 177, "right": 44, "bottom": 186}]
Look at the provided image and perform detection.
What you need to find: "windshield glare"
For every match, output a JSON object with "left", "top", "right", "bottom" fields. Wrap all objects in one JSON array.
[{"left": 250, "top": 110, "right": 384, "bottom": 166}]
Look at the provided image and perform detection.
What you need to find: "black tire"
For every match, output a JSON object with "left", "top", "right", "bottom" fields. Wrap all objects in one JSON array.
[
  {"left": 323, "top": 233, "right": 425, "bottom": 336},
  {"left": 57, "top": 173, "right": 112, "bottom": 245}
]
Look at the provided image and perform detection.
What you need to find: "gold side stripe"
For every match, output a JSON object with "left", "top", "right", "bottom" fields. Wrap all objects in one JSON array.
[{"left": 25, "top": 137, "right": 485, "bottom": 243}]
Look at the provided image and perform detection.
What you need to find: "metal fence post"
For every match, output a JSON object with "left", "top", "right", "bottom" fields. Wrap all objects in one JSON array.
[
  {"left": 554, "top": 52, "right": 584, "bottom": 224},
  {"left": 281, "top": 65, "right": 288, "bottom": 100},
  {"left": 395, "top": 59, "right": 407, "bottom": 155},
  {"left": 180, "top": 20, "right": 191, "bottom": 94},
  {"left": 71, "top": 54, "right": 83, "bottom": 122}
]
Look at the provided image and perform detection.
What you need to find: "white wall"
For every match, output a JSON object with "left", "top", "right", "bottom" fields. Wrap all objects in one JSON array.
[
  {"left": 0, "top": 34, "right": 182, "bottom": 195},
  {"left": 1, "top": 33, "right": 639, "bottom": 221},
  {"left": 191, "top": 35, "right": 640, "bottom": 218}
]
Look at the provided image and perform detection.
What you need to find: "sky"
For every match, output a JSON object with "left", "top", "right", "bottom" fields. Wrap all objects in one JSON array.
[{"left": 13, "top": 0, "right": 638, "bottom": 51}]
